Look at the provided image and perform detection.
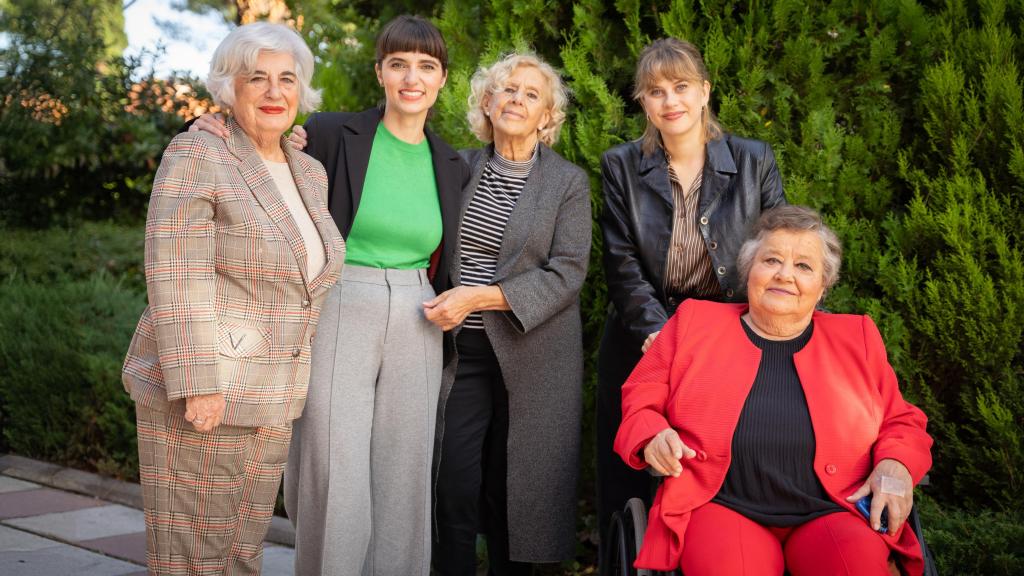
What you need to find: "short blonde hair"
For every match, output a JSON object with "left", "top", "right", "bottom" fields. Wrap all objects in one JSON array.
[
  {"left": 206, "top": 22, "right": 321, "bottom": 114},
  {"left": 633, "top": 38, "right": 723, "bottom": 155},
  {"left": 467, "top": 52, "right": 568, "bottom": 146}
]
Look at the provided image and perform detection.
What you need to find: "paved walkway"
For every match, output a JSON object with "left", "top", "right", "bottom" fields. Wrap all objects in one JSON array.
[{"left": 0, "top": 454, "right": 295, "bottom": 575}]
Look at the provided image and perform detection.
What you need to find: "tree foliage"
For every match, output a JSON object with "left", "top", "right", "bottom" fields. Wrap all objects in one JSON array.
[{"left": 0, "top": 0, "right": 209, "bottom": 226}]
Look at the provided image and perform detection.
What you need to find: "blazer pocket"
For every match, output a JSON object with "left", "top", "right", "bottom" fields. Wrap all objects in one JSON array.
[{"left": 217, "top": 322, "right": 272, "bottom": 358}]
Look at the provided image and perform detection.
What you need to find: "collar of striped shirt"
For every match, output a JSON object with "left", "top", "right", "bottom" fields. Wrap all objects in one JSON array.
[{"left": 488, "top": 144, "right": 540, "bottom": 178}]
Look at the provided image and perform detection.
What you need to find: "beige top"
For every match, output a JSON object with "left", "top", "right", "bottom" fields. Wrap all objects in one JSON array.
[
  {"left": 264, "top": 159, "right": 326, "bottom": 277},
  {"left": 663, "top": 165, "right": 720, "bottom": 299}
]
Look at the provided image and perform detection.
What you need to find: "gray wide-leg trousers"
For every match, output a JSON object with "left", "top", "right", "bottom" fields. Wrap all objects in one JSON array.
[{"left": 285, "top": 265, "right": 442, "bottom": 576}]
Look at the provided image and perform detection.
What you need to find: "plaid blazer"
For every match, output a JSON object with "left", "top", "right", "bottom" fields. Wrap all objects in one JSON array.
[{"left": 123, "top": 118, "right": 345, "bottom": 427}]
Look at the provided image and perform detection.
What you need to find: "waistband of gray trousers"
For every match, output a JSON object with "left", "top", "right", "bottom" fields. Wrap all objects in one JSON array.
[{"left": 341, "top": 264, "right": 431, "bottom": 286}]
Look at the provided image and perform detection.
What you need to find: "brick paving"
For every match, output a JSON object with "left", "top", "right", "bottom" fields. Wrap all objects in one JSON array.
[{"left": 0, "top": 455, "right": 294, "bottom": 575}]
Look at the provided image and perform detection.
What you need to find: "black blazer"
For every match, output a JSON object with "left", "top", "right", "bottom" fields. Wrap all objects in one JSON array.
[
  {"left": 303, "top": 107, "right": 470, "bottom": 297},
  {"left": 600, "top": 134, "right": 786, "bottom": 346}
]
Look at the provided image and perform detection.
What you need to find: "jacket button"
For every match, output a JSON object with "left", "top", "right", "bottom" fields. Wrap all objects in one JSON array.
[
  {"left": 825, "top": 464, "right": 837, "bottom": 475},
  {"left": 717, "top": 266, "right": 726, "bottom": 275},
  {"left": 700, "top": 216, "right": 709, "bottom": 226},
  {"left": 667, "top": 297, "right": 678, "bottom": 307},
  {"left": 292, "top": 348, "right": 301, "bottom": 358},
  {"left": 309, "top": 333, "right": 315, "bottom": 344},
  {"left": 696, "top": 450, "right": 708, "bottom": 462},
  {"left": 726, "top": 289, "right": 735, "bottom": 298},
  {"left": 709, "top": 241, "right": 718, "bottom": 250},
  {"left": 301, "top": 299, "right": 311, "bottom": 308}
]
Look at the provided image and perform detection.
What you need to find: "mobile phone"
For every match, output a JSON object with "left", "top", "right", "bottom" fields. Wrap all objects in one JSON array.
[{"left": 854, "top": 494, "right": 889, "bottom": 534}]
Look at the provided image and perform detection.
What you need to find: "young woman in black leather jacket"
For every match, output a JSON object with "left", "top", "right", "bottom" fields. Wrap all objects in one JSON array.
[{"left": 596, "top": 38, "right": 787, "bottom": 565}]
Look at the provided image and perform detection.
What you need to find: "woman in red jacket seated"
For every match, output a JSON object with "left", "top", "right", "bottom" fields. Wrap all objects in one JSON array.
[{"left": 614, "top": 205, "right": 932, "bottom": 576}]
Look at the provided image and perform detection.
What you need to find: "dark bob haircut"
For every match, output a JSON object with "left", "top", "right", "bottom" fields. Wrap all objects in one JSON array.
[{"left": 375, "top": 15, "right": 449, "bottom": 72}]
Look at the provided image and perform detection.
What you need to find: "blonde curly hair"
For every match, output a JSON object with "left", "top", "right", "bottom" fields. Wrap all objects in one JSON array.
[{"left": 467, "top": 52, "right": 569, "bottom": 146}]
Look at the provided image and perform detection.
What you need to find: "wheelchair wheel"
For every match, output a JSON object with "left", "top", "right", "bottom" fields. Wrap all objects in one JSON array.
[
  {"left": 910, "top": 506, "right": 940, "bottom": 576},
  {"left": 602, "top": 498, "right": 654, "bottom": 576},
  {"left": 624, "top": 499, "right": 652, "bottom": 576}
]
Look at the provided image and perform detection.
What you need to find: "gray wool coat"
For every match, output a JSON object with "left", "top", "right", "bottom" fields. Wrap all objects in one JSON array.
[{"left": 435, "top": 143, "right": 592, "bottom": 562}]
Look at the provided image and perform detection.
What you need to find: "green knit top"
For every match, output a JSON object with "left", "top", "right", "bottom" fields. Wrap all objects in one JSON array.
[{"left": 345, "top": 122, "right": 442, "bottom": 269}]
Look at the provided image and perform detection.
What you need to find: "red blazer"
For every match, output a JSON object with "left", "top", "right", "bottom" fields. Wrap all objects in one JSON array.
[{"left": 614, "top": 300, "right": 932, "bottom": 575}]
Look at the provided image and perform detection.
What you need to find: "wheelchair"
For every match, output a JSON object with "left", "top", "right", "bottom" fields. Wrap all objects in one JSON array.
[{"left": 603, "top": 495, "right": 939, "bottom": 576}]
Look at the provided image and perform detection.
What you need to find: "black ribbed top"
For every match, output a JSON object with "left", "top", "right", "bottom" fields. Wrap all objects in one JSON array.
[{"left": 711, "top": 318, "right": 842, "bottom": 526}]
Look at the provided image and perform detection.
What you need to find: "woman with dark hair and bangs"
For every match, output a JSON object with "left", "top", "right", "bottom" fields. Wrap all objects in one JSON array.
[
  {"left": 195, "top": 14, "right": 469, "bottom": 575},
  {"left": 285, "top": 15, "right": 469, "bottom": 575}
]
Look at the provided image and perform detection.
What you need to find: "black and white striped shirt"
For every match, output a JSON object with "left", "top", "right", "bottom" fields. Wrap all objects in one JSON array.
[{"left": 459, "top": 146, "right": 538, "bottom": 329}]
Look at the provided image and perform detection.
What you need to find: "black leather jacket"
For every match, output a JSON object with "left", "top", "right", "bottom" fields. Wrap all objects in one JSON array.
[{"left": 600, "top": 134, "right": 786, "bottom": 346}]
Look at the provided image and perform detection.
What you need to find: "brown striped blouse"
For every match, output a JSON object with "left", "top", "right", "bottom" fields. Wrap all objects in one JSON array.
[{"left": 663, "top": 165, "right": 721, "bottom": 300}]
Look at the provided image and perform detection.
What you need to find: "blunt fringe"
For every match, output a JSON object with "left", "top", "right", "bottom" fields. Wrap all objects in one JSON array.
[
  {"left": 375, "top": 15, "right": 448, "bottom": 71},
  {"left": 206, "top": 22, "right": 321, "bottom": 114},
  {"left": 633, "top": 37, "right": 723, "bottom": 155}
]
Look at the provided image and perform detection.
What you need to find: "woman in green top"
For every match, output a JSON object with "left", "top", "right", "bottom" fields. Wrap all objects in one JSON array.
[
  {"left": 196, "top": 14, "right": 469, "bottom": 575},
  {"left": 288, "top": 16, "right": 469, "bottom": 576}
]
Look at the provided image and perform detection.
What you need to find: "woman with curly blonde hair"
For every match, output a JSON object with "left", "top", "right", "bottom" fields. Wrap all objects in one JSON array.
[{"left": 425, "top": 51, "right": 591, "bottom": 575}]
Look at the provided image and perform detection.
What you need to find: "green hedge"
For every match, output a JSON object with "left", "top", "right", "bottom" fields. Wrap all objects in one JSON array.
[
  {"left": 917, "top": 495, "right": 1024, "bottom": 575},
  {"left": 0, "top": 223, "right": 146, "bottom": 479}
]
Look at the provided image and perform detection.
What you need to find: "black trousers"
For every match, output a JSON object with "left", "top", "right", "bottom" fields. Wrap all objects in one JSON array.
[
  {"left": 596, "top": 312, "right": 655, "bottom": 574},
  {"left": 433, "top": 329, "right": 533, "bottom": 576}
]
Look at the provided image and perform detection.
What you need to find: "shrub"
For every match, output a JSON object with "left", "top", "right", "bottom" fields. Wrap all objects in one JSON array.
[
  {"left": 918, "top": 495, "right": 1024, "bottom": 576},
  {"left": 0, "top": 223, "right": 145, "bottom": 479},
  {"left": 0, "top": 221, "right": 145, "bottom": 290}
]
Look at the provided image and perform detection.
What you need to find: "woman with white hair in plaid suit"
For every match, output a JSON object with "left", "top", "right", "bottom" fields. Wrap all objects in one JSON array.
[{"left": 121, "top": 22, "right": 344, "bottom": 575}]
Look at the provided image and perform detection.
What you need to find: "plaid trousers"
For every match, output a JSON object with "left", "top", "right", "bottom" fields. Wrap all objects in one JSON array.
[{"left": 135, "top": 405, "right": 291, "bottom": 576}]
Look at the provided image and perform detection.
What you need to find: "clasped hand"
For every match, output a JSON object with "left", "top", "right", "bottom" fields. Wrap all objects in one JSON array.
[
  {"left": 184, "top": 392, "right": 226, "bottom": 433},
  {"left": 423, "top": 286, "right": 480, "bottom": 331}
]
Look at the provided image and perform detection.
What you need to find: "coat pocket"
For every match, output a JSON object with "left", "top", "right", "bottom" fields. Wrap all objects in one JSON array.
[{"left": 217, "top": 322, "right": 272, "bottom": 358}]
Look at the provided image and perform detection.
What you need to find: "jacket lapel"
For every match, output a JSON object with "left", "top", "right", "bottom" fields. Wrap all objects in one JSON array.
[
  {"left": 698, "top": 137, "right": 738, "bottom": 216},
  {"left": 225, "top": 117, "right": 310, "bottom": 286},
  {"left": 639, "top": 146, "right": 674, "bottom": 209},
  {"left": 492, "top": 145, "right": 545, "bottom": 282},
  {"left": 452, "top": 148, "right": 488, "bottom": 285},
  {"left": 341, "top": 108, "right": 381, "bottom": 225},
  {"left": 283, "top": 142, "right": 341, "bottom": 295},
  {"left": 794, "top": 312, "right": 881, "bottom": 467},
  {"left": 426, "top": 127, "right": 465, "bottom": 284}
]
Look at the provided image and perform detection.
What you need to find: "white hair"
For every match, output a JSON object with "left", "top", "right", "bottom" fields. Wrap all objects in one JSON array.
[
  {"left": 467, "top": 52, "right": 569, "bottom": 146},
  {"left": 206, "top": 22, "right": 321, "bottom": 113},
  {"left": 737, "top": 205, "right": 844, "bottom": 297}
]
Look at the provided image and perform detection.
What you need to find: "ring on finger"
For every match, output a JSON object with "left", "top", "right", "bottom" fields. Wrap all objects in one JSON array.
[{"left": 194, "top": 418, "right": 206, "bottom": 425}]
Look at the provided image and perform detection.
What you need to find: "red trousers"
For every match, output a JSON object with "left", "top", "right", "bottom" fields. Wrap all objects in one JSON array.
[{"left": 680, "top": 502, "right": 893, "bottom": 576}]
